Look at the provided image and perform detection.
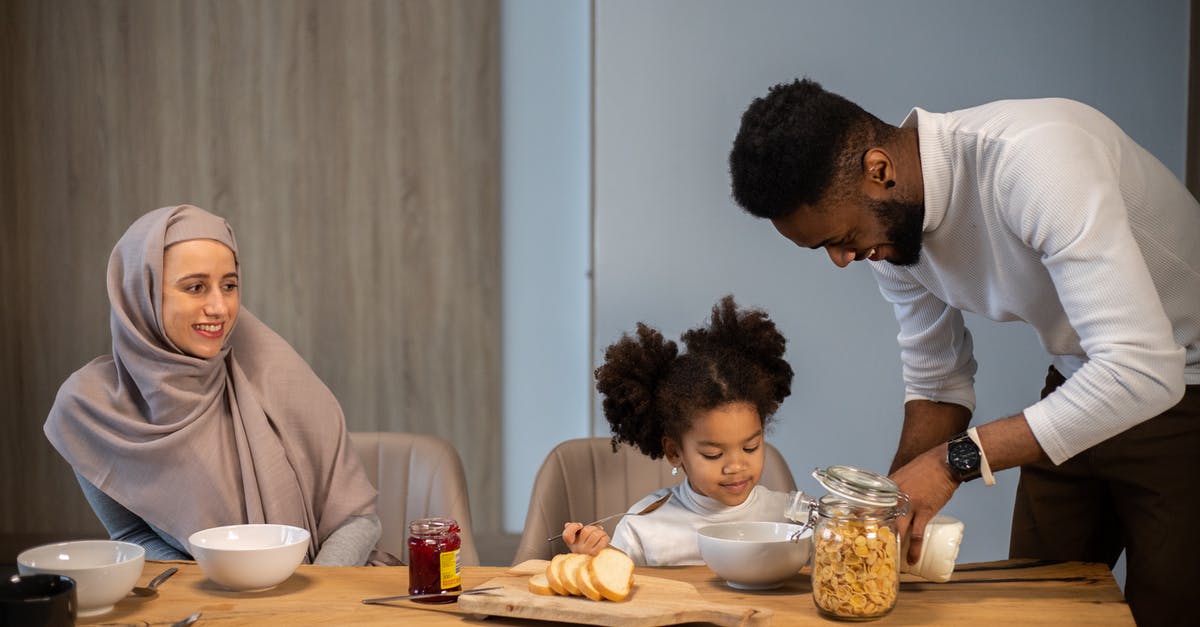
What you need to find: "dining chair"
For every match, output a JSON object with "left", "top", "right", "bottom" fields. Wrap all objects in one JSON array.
[
  {"left": 511, "top": 436, "right": 796, "bottom": 564},
  {"left": 349, "top": 431, "right": 479, "bottom": 566}
]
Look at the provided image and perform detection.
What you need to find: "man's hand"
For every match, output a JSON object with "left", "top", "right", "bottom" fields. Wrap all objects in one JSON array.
[
  {"left": 889, "top": 413, "right": 1047, "bottom": 564},
  {"left": 889, "top": 443, "right": 960, "bottom": 565}
]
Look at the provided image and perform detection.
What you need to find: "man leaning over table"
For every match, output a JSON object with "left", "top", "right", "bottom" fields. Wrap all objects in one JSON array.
[{"left": 727, "top": 78, "right": 1199, "bottom": 627}]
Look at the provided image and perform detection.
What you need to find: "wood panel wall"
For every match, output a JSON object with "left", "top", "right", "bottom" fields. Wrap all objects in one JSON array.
[{"left": 0, "top": 0, "right": 501, "bottom": 554}]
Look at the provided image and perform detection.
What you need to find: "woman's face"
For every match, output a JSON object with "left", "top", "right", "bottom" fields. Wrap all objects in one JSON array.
[
  {"left": 161, "top": 239, "right": 239, "bottom": 359},
  {"left": 664, "top": 401, "right": 765, "bottom": 507}
]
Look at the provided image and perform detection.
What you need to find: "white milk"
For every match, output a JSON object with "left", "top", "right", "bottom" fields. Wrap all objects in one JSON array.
[{"left": 902, "top": 515, "right": 965, "bottom": 582}]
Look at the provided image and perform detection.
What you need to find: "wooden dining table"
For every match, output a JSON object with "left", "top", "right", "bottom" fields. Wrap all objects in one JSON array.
[{"left": 83, "top": 558, "right": 1132, "bottom": 626}]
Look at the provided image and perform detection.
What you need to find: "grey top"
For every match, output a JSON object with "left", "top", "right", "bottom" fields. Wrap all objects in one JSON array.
[{"left": 77, "top": 472, "right": 381, "bottom": 566}]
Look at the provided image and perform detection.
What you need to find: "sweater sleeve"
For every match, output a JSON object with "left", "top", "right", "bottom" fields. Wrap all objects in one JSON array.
[
  {"left": 872, "top": 265, "right": 979, "bottom": 412},
  {"left": 997, "top": 123, "right": 1185, "bottom": 463},
  {"left": 75, "top": 472, "right": 192, "bottom": 560},
  {"left": 313, "top": 514, "right": 382, "bottom": 566}
]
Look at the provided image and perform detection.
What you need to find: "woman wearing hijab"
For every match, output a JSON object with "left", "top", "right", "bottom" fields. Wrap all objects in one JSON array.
[{"left": 45, "top": 205, "right": 381, "bottom": 565}]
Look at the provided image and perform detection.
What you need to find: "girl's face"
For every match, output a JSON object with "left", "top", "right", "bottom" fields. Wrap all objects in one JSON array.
[
  {"left": 664, "top": 401, "right": 764, "bottom": 507},
  {"left": 161, "top": 239, "right": 240, "bottom": 359}
]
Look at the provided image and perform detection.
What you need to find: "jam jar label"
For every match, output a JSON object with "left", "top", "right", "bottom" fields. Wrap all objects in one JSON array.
[{"left": 439, "top": 548, "right": 461, "bottom": 589}]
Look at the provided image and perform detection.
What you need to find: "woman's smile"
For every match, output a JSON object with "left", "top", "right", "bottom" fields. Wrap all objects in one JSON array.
[{"left": 192, "top": 322, "right": 226, "bottom": 339}]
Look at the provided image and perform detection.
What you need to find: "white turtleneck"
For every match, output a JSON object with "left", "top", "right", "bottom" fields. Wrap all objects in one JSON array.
[
  {"left": 609, "top": 480, "right": 792, "bottom": 566},
  {"left": 873, "top": 98, "right": 1199, "bottom": 464}
]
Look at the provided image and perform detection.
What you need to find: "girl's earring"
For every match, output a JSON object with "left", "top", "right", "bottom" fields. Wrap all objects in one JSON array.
[{"left": 671, "top": 466, "right": 679, "bottom": 477}]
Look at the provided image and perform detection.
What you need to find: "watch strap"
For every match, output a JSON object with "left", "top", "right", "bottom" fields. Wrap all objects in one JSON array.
[{"left": 966, "top": 427, "right": 996, "bottom": 486}]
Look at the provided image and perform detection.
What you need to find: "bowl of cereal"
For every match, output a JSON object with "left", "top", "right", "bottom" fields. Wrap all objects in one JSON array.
[{"left": 697, "top": 521, "right": 812, "bottom": 589}]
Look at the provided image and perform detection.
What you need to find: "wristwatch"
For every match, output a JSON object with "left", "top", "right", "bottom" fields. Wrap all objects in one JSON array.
[{"left": 946, "top": 431, "right": 982, "bottom": 482}]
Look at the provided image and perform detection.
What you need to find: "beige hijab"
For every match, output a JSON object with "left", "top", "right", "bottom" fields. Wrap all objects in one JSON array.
[{"left": 45, "top": 205, "right": 376, "bottom": 560}]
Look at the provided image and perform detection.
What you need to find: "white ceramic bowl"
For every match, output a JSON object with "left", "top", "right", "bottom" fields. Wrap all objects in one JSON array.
[
  {"left": 17, "top": 539, "right": 145, "bottom": 616},
  {"left": 698, "top": 521, "right": 813, "bottom": 590},
  {"left": 188, "top": 524, "right": 310, "bottom": 591}
]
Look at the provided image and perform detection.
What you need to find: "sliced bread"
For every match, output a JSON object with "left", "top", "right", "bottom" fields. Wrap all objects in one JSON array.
[
  {"left": 546, "top": 554, "right": 570, "bottom": 595},
  {"left": 587, "top": 547, "right": 635, "bottom": 602},
  {"left": 576, "top": 559, "right": 604, "bottom": 601},
  {"left": 528, "top": 571, "right": 555, "bottom": 596},
  {"left": 560, "top": 553, "right": 589, "bottom": 596}
]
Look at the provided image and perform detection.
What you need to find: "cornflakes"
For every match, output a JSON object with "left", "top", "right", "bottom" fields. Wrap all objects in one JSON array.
[{"left": 812, "top": 519, "right": 899, "bottom": 619}]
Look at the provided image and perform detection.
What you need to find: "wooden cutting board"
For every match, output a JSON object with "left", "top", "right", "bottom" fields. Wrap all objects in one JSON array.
[{"left": 456, "top": 560, "right": 772, "bottom": 626}]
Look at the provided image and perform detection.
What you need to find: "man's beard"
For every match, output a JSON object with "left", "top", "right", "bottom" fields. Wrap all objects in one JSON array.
[{"left": 869, "top": 198, "right": 924, "bottom": 266}]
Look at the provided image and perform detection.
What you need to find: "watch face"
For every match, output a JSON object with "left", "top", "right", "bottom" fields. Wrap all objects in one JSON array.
[{"left": 947, "top": 436, "right": 981, "bottom": 479}]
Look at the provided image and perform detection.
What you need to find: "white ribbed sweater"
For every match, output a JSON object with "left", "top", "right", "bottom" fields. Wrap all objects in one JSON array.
[
  {"left": 873, "top": 98, "right": 1199, "bottom": 464},
  {"left": 610, "top": 482, "right": 792, "bottom": 566}
]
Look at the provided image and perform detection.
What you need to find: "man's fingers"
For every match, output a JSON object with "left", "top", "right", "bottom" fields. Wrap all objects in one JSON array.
[
  {"left": 907, "top": 511, "right": 932, "bottom": 565},
  {"left": 895, "top": 512, "right": 913, "bottom": 546},
  {"left": 907, "top": 535, "right": 924, "bottom": 566}
]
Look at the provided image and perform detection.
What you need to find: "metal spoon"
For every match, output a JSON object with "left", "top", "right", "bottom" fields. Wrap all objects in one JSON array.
[
  {"left": 129, "top": 566, "right": 179, "bottom": 597},
  {"left": 171, "top": 611, "right": 201, "bottom": 627},
  {"left": 547, "top": 492, "right": 673, "bottom": 543}
]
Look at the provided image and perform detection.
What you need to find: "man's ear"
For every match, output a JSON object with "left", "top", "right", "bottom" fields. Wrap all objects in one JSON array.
[{"left": 862, "top": 147, "right": 895, "bottom": 192}]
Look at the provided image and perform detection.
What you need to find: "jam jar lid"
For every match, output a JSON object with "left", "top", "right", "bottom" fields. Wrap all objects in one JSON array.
[
  {"left": 409, "top": 517, "right": 460, "bottom": 537},
  {"left": 812, "top": 465, "right": 904, "bottom": 509}
]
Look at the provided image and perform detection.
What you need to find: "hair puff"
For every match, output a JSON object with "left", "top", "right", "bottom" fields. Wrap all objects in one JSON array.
[{"left": 595, "top": 295, "right": 794, "bottom": 459}]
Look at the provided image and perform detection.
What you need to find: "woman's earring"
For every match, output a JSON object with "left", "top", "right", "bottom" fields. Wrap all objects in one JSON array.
[{"left": 671, "top": 466, "right": 679, "bottom": 477}]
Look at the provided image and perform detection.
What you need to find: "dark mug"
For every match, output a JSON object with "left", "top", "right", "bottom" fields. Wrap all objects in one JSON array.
[{"left": 0, "top": 573, "right": 76, "bottom": 627}]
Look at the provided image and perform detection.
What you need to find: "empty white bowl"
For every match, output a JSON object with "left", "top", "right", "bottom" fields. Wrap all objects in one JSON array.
[
  {"left": 698, "top": 521, "right": 813, "bottom": 590},
  {"left": 17, "top": 539, "right": 145, "bottom": 616},
  {"left": 188, "top": 524, "right": 310, "bottom": 591}
]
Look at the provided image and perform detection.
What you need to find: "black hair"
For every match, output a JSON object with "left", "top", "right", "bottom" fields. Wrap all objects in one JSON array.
[
  {"left": 728, "top": 78, "right": 894, "bottom": 219},
  {"left": 594, "top": 295, "right": 793, "bottom": 459}
]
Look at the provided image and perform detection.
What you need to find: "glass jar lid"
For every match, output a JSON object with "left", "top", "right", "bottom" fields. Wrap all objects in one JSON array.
[
  {"left": 409, "top": 517, "right": 460, "bottom": 537},
  {"left": 812, "top": 465, "right": 903, "bottom": 509}
]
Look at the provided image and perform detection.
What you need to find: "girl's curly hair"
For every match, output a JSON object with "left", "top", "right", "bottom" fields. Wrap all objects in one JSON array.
[{"left": 594, "top": 295, "right": 793, "bottom": 459}]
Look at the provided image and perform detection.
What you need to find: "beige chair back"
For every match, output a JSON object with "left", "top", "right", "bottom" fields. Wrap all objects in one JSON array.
[
  {"left": 349, "top": 431, "right": 479, "bottom": 566},
  {"left": 512, "top": 437, "right": 796, "bottom": 564}
]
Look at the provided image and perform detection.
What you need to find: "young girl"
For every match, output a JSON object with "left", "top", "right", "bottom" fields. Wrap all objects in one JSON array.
[{"left": 562, "top": 295, "right": 795, "bottom": 565}]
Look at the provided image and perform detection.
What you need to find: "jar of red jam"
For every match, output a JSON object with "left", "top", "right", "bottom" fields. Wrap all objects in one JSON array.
[{"left": 407, "top": 517, "right": 462, "bottom": 603}]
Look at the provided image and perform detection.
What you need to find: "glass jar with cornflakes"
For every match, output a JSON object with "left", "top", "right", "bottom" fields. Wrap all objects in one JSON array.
[{"left": 788, "top": 465, "right": 908, "bottom": 621}]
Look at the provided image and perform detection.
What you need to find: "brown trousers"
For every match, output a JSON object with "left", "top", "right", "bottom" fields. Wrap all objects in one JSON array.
[{"left": 1010, "top": 366, "right": 1200, "bottom": 627}]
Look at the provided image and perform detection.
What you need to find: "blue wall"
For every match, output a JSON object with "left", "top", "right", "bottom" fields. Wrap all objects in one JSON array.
[
  {"left": 501, "top": 0, "right": 592, "bottom": 532},
  {"left": 591, "top": 0, "right": 1190, "bottom": 586},
  {"left": 500, "top": 1, "right": 1190, "bottom": 588}
]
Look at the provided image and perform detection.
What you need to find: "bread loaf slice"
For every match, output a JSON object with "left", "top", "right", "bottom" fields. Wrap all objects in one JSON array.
[
  {"left": 587, "top": 547, "right": 635, "bottom": 602},
  {"left": 576, "top": 558, "right": 604, "bottom": 601},
  {"left": 546, "top": 554, "right": 570, "bottom": 595},
  {"left": 560, "top": 553, "right": 589, "bottom": 596},
  {"left": 528, "top": 572, "right": 555, "bottom": 596}
]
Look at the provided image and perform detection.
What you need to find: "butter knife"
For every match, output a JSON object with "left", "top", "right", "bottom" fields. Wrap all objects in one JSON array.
[{"left": 361, "top": 586, "right": 502, "bottom": 605}]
